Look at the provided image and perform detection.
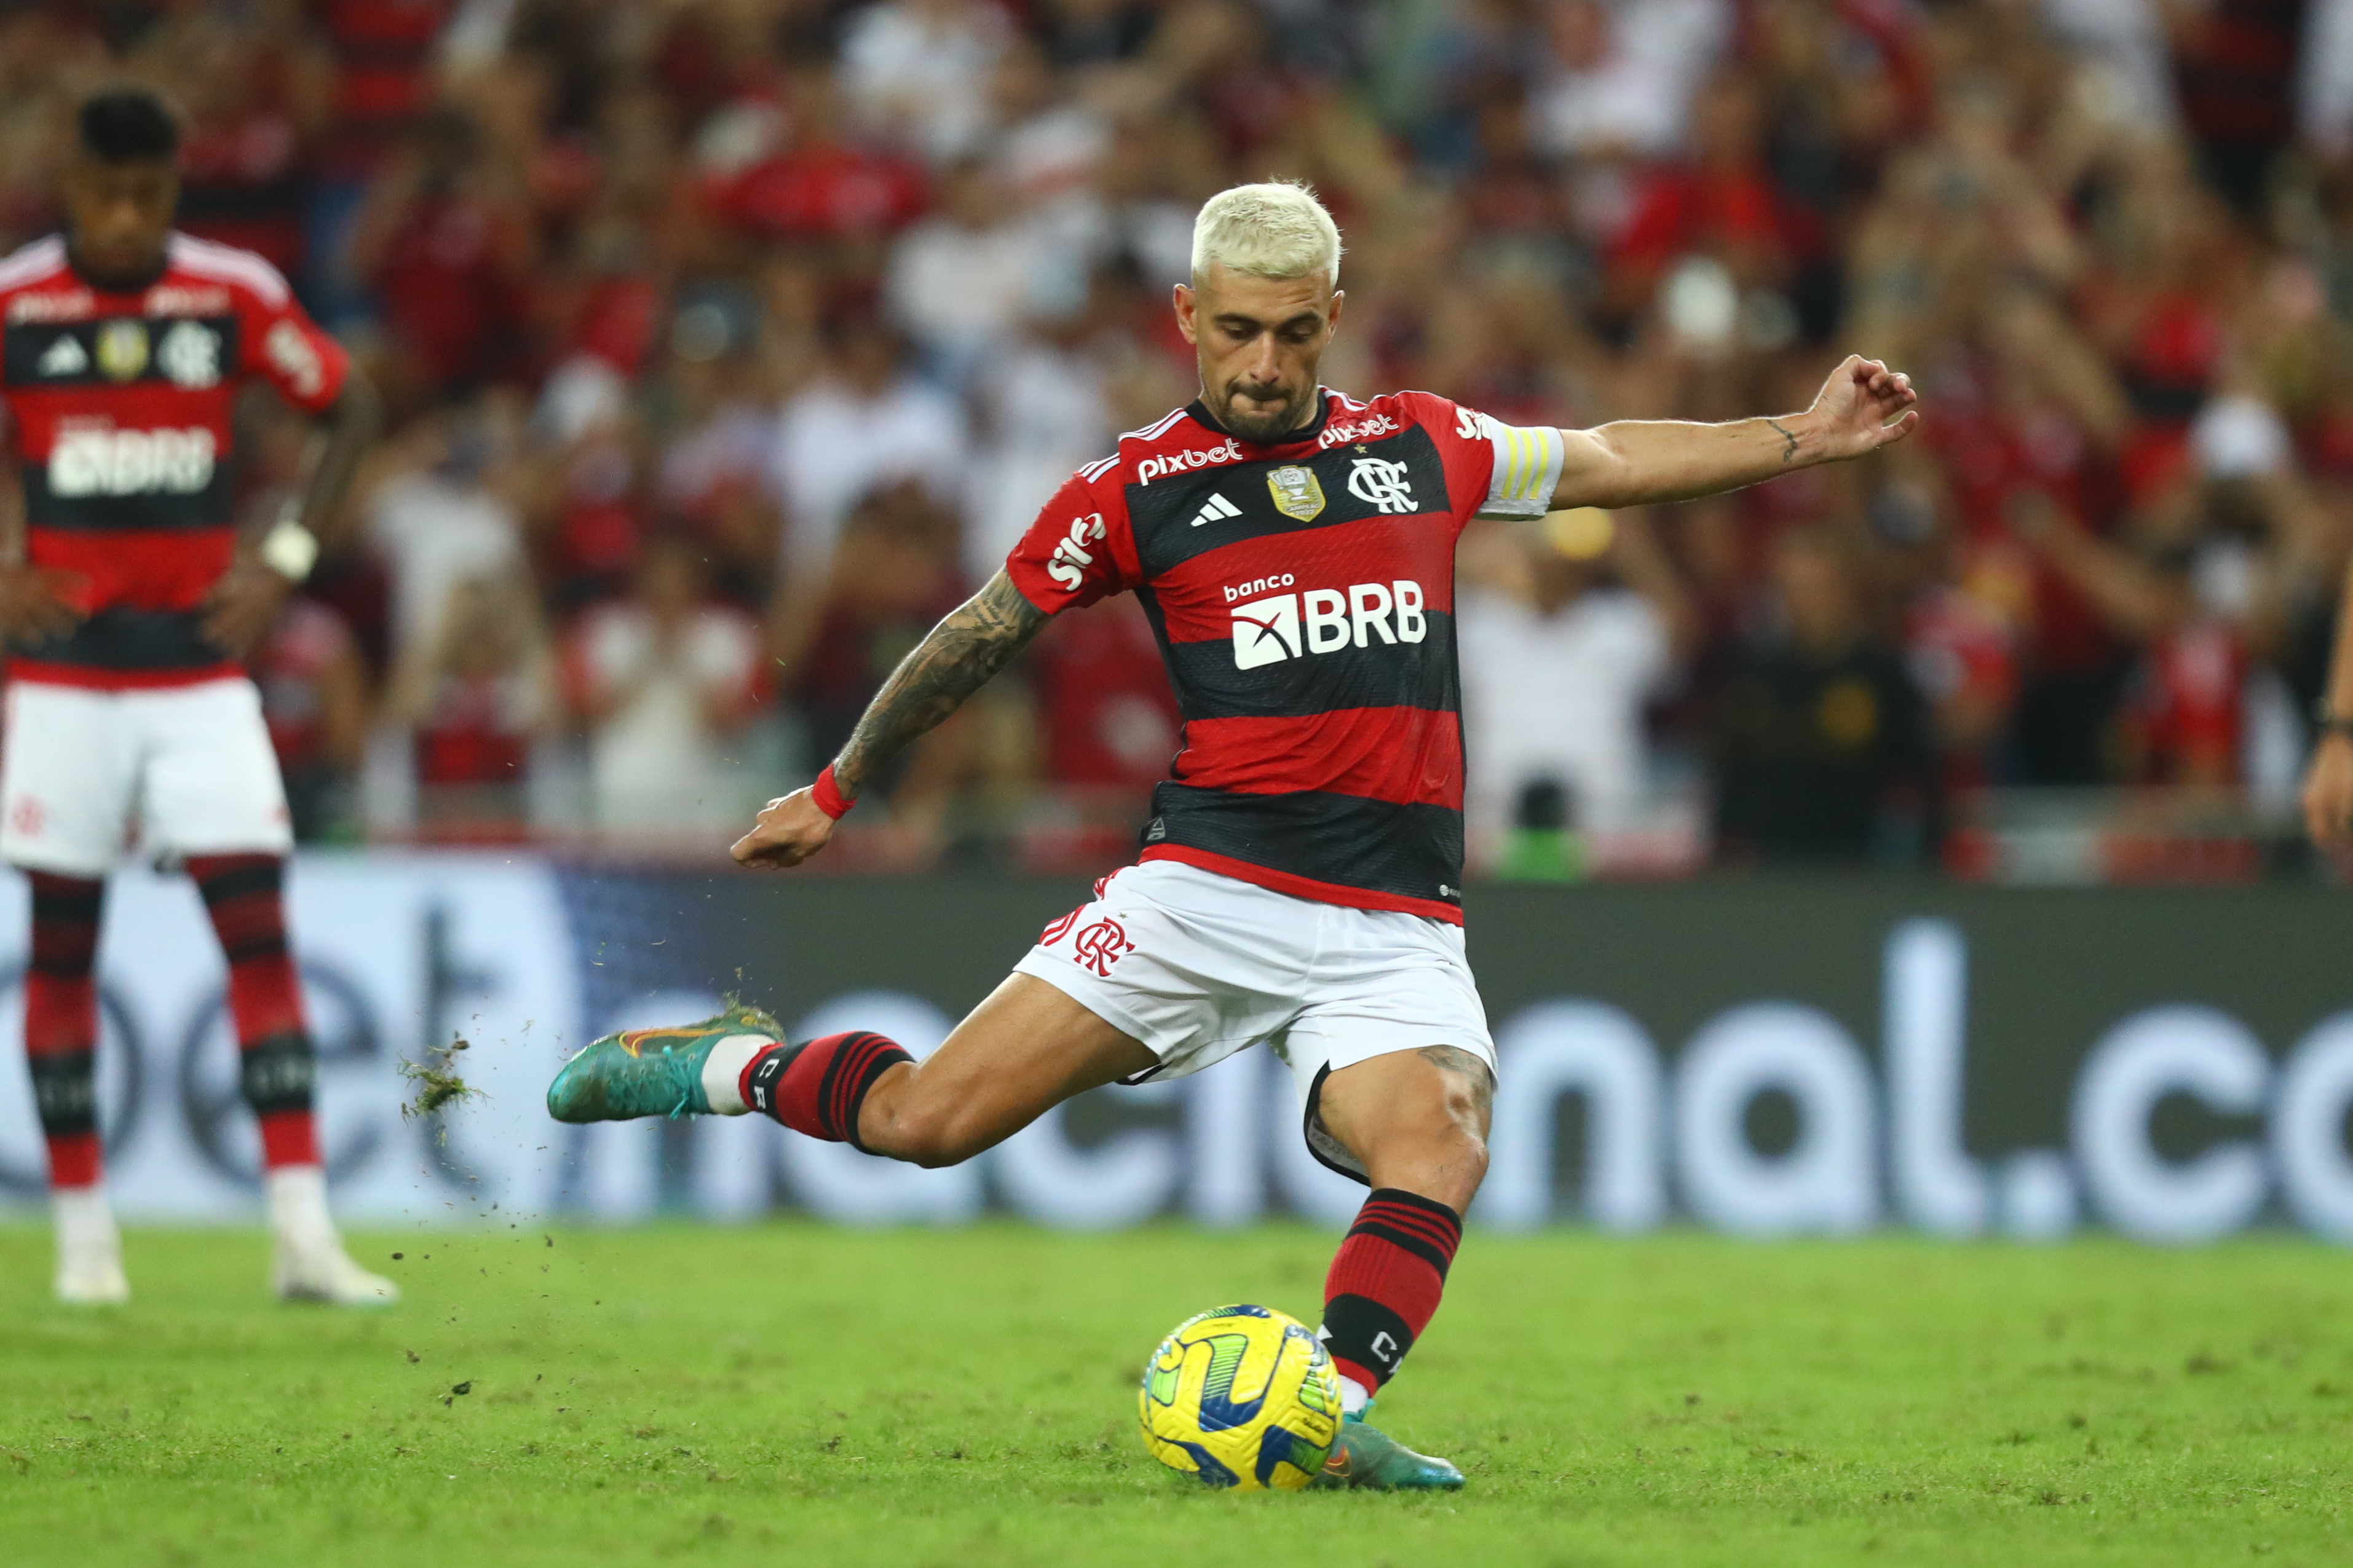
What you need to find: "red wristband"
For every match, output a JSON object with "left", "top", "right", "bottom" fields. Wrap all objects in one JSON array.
[{"left": 810, "top": 764, "right": 854, "bottom": 820}]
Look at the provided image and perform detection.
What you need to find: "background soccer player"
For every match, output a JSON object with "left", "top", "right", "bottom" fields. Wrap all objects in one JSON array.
[
  {"left": 551, "top": 182, "right": 1916, "bottom": 1486},
  {"left": 0, "top": 88, "right": 390, "bottom": 1306}
]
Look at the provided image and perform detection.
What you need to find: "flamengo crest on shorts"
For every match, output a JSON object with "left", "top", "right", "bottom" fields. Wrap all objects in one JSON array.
[
  {"left": 1004, "top": 388, "right": 1566, "bottom": 924},
  {"left": 0, "top": 233, "right": 351, "bottom": 687}
]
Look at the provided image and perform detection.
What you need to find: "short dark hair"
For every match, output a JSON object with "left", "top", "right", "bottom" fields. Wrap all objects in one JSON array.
[{"left": 77, "top": 87, "right": 180, "bottom": 164}]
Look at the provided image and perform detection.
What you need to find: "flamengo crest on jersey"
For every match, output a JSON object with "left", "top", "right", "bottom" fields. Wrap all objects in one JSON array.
[
  {"left": 0, "top": 232, "right": 350, "bottom": 685},
  {"left": 1004, "top": 388, "right": 1567, "bottom": 924}
]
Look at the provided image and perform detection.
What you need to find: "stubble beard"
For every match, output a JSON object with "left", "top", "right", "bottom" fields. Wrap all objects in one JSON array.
[{"left": 1210, "top": 381, "right": 1318, "bottom": 445}]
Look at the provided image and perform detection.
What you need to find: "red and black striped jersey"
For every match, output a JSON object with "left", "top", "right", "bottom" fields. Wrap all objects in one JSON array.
[
  {"left": 0, "top": 232, "right": 350, "bottom": 688},
  {"left": 1006, "top": 388, "right": 1564, "bottom": 924}
]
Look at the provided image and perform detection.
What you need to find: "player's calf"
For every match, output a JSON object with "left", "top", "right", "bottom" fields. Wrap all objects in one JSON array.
[
  {"left": 21, "top": 870, "right": 129, "bottom": 1303},
  {"left": 189, "top": 854, "right": 321, "bottom": 1170},
  {"left": 26, "top": 871, "right": 103, "bottom": 1190},
  {"left": 550, "top": 975, "right": 1149, "bottom": 1166},
  {"left": 741, "top": 1031, "right": 915, "bottom": 1152},
  {"left": 1302, "top": 1044, "right": 1494, "bottom": 1487},
  {"left": 189, "top": 854, "right": 396, "bottom": 1306}
]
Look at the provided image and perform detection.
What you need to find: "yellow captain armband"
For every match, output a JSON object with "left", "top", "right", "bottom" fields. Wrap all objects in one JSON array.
[{"left": 1468, "top": 414, "right": 1567, "bottom": 521}]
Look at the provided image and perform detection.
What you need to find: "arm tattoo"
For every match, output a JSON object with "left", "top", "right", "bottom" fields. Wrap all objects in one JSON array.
[
  {"left": 830, "top": 571, "right": 1048, "bottom": 798},
  {"left": 1765, "top": 418, "right": 1800, "bottom": 464}
]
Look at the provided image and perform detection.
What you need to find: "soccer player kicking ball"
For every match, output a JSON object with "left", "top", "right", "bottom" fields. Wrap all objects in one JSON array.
[
  {"left": 552, "top": 183, "right": 1917, "bottom": 1487},
  {"left": 0, "top": 90, "right": 392, "bottom": 1306}
]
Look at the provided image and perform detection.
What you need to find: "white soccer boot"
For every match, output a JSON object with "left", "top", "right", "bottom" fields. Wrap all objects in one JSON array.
[
  {"left": 53, "top": 1185, "right": 130, "bottom": 1305},
  {"left": 268, "top": 1165, "right": 398, "bottom": 1306}
]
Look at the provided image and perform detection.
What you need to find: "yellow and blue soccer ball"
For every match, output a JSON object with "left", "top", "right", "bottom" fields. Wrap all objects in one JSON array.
[{"left": 1137, "top": 1304, "right": 1341, "bottom": 1491}]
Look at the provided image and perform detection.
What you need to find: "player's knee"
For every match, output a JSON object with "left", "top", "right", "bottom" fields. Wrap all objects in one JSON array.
[
  {"left": 1427, "top": 1121, "right": 1489, "bottom": 1193},
  {"left": 1459, "top": 1130, "right": 1491, "bottom": 1192},
  {"left": 1365, "top": 1119, "right": 1487, "bottom": 1213}
]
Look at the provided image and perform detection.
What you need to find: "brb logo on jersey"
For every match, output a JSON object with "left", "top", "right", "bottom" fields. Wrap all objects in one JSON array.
[
  {"left": 49, "top": 426, "right": 216, "bottom": 497},
  {"left": 1230, "top": 580, "right": 1427, "bottom": 669}
]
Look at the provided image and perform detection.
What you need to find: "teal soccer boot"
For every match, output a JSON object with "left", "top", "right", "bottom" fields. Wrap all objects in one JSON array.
[
  {"left": 1312, "top": 1406, "right": 1466, "bottom": 1491},
  {"left": 546, "top": 1003, "right": 783, "bottom": 1124}
]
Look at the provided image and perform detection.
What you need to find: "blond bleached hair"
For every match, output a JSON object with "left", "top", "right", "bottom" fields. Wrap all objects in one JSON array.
[{"left": 1190, "top": 181, "right": 1342, "bottom": 287}]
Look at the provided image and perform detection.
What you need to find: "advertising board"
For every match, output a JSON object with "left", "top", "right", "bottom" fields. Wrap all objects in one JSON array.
[{"left": 3, "top": 857, "right": 2347, "bottom": 1242}]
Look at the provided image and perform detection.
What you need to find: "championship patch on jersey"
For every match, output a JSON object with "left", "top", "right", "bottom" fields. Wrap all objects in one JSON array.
[
  {"left": 1266, "top": 465, "right": 1326, "bottom": 521},
  {"left": 94, "top": 318, "right": 148, "bottom": 382}
]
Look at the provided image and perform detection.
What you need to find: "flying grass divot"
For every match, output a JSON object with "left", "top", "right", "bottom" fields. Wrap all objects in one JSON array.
[{"left": 399, "top": 1036, "right": 484, "bottom": 1129}]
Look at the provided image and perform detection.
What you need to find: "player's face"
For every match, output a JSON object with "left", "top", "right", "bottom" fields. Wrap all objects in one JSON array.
[
  {"left": 61, "top": 154, "right": 178, "bottom": 286},
  {"left": 1176, "top": 265, "right": 1344, "bottom": 444}
]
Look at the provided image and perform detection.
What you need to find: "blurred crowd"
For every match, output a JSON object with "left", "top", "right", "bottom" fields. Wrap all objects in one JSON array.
[{"left": 1, "top": 0, "right": 2350, "bottom": 874}]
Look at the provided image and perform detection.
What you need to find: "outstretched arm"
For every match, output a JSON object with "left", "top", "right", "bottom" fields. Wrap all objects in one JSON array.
[
  {"left": 1552, "top": 355, "right": 1919, "bottom": 511},
  {"left": 732, "top": 570, "right": 1049, "bottom": 869}
]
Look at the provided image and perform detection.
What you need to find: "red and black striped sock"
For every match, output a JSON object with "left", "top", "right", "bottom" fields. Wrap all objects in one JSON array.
[
  {"left": 1319, "top": 1187, "right": 1465, "bottom": 1396},
  {"left": 25, "top": 872, "right": 103, "bottom": 1189},
  {"left": 188, "top": 854, "right": 318, "bottom": 1170},
  {"left": 739, "top": 1031, "right": 911, "bottom": 1154}
]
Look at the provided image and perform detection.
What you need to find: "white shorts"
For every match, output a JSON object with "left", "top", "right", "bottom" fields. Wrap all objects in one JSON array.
[
  {"left": 1014, "top": 859, "right": 1495, "bottom": 1181},
  {"left": 0, "top": 677, "right": 293, "bottom": 877}
]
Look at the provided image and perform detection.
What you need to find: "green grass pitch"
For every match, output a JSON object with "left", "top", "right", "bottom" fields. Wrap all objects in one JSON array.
[{"left": 1, "top": 1221, "right": 2347, "bottom": 1566}]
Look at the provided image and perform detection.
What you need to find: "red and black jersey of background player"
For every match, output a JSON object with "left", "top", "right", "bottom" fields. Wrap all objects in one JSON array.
[
  {"left": 0, "top": 232, "right": 349, "bottom": 688},
  {"left": 1007, "top": 388, "right": 1514, "bottom": 926}
]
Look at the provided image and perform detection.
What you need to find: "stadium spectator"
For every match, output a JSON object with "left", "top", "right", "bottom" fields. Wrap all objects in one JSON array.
[
  {"left": 390, "top": 569, "right": 558, "bottom": 840},
  {"left": 346, "top": 106, "right": 536, "bottom": 404},
  {"left": 963, "top": 266, "right": 1123, "bottom": 583},
  {"left": 362, "top": 397, "right": 531, "bottom": 664},
  {"left": 651, "top": 291, "right": 785, "bottom": 608},
  {"left": 1873, "top": 476, "right": 2021, "bottom": 794},
  {"left": 164, "top": 8, "right": 327, "bottom": 278},
  {"left": 531, "top": 352, "right": 644, "bottom": 612},
  {"left": 711, "top": 66, "right": 930, "bottom": 248},
  {"left": 1531, "top": 0, "right": 1730, "bottom": 160},
  {"left": 564, "top": 534, "right": 768, "bottom": 835},
  {"left": 779, "top": 481, "right": 972, "bottom": 820},
  {"left": 1711, "top": 525, "right": 1937, "bottom": 864},
  {"left": 884, "top": 156, "right": 1046, "bottom": 386},
  {"left": 1458, "top": 509, "right": 1696, "bottom": 855},
  {"left": 769, "top": 315, "right": 968, "bottom": 582},
  {"left": 255, "top": 598, "right": 374, "bottom": 844},
  {"left": 841, "top": 0, "right": 1014, "bottom": 163}
]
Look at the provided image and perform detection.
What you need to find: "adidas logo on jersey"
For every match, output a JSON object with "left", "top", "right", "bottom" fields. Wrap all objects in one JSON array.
[
  {"left": 37, "top": 335, "right": 87, "bottom": 376},
  {"left": 1229, "top": 580, "right": 1428, "bottom": 669},
  {"left": 1189, "top": 493, "right": 1240, "bottom": 527}
]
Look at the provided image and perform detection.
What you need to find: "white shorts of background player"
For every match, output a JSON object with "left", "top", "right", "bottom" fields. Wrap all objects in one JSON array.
[
  {"left": 1014, "top": 859, "right": 1497, "bottom": 1183},
  {"left": 0, "top": 677, "right": 293, "bottom": 877}
]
